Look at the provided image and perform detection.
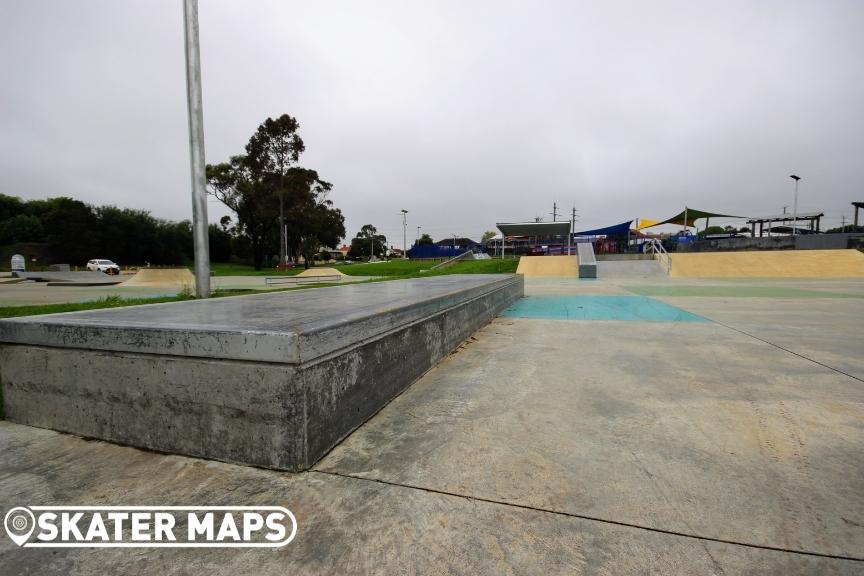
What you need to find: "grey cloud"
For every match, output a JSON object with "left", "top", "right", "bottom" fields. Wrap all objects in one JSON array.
[{"left": 2, "top": 0, "right": 863, "bottom": 247}]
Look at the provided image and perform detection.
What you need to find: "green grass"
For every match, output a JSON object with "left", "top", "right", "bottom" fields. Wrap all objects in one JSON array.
[
  {"left": 0, "top": 294, "right": 196, "bottom": 318},
  {"left": 339, "top": 258, "right": 519, "bottom": 277},
  {"left": 208, "top": 262, "right": 305, "bottom": 276},
  {"left": 205, "top": 258, "right": 520, "bottom": 278}
]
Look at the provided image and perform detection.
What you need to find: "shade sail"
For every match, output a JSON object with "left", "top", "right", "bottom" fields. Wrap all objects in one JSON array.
[
  {"left": 639, "top": 207, "right": 747, "bottom": 229},
  {"left": 496, "top": 221, "right": 571, "bottom": 237},
  {"left": 636, "top": 218, "right": 661, "bottom": 230},
  {"left": 573, "top": 220, "right": 633, "bottom": 237}
]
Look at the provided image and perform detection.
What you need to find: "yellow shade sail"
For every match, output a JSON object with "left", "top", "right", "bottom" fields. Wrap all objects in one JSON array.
[{"left": 635, "top": 218, "right": 661, "bottom": 230}]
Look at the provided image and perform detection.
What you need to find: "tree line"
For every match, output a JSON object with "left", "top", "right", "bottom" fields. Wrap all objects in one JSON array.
[
  {"left": 0, "top": 194, "right": 233, "bottom": 265},
  {"left": 0, "top": 114, "right": 347, "bottom": 269}
]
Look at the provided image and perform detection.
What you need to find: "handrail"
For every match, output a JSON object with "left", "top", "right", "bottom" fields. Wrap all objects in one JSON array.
[
  {"left": 645, "top": 240, "right": 672, "bottom": 275},
  {"left": 430, "top": 250, "right": 473, "bottom": 270}
]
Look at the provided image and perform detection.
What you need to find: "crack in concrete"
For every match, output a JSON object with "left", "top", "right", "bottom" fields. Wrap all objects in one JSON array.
[
  {"left": 706, "top": 318, "right": 864, "bottom": 384},
  {"left": 312, "top": 469, "right": 864, "bottom": 563}
]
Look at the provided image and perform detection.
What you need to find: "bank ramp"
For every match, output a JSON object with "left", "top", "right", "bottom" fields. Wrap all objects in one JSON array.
[
  {"left": 122, "top": 268, "right": 197, "bottom": 286},
  {"left": 670, "top": 249, "right": 864, "bottom": 278},
  {"left": 516, "top": 256, "right": 580, "bottom": 277}
]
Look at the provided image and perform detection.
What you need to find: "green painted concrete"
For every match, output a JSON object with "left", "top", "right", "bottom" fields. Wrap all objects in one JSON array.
[
  {"left": 501, "top": 295, "right": 708, "bottom": 322},
  {"left": 625, "top": 285, "right": 863, "bottom": 298}
]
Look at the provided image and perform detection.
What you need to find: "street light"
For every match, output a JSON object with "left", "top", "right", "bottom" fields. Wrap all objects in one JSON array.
[
  {"left": 401, "top": 209, "right": 408, "bottom": 259},
  {"left": 790, "top": 175, "right": 801, "bottom": 236}
]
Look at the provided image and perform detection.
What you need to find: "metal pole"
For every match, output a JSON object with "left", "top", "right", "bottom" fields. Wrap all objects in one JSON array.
[
  {"left": 790, "top": 175, "right": 801, "bottom": 237},
  {"left": 183, "top": 0, "right": 210, "bottom": 297},
  {"left": 279, "top": 195, "right": 285, "bottom": 265},
  {"left": 401, "top": 209, "right": 408, "bottom": 259}
]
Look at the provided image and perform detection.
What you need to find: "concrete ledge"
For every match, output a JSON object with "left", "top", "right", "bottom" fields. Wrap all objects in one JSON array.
[{"left": 0, "top": 275, "right": 523, "bottom": 471}]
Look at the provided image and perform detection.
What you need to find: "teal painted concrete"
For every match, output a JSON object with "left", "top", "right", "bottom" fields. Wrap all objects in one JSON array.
[{"left": 502, "top": 295, "right": 709, "bottom": 322}]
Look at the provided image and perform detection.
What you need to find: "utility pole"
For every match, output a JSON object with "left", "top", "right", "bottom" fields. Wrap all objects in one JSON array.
[
  {"left": 278, "top": 197, "right": 285, "bottom": 266},
  {"left": 550, "top": 202, "right": 559, "bottom": 222},
  {"left": 569, "top": 206, "right": 578, "bottom": 256},
  {"left": 401, "top": 209, "right": 408, "bottom": 259},
  {"left": 841, "top": 215, "right": 847, "bottom": 233},
  {"left": 790, "top": 175, "right": 801, "bottom": 236},
  {"left": 416, "top": 225, "right": 421, "bottom": 244},
  {"left": 182, "top": 0, "right": 210, "bottom": 297}
]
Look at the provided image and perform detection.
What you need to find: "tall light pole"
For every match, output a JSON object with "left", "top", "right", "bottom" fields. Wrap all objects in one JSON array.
[
  {"left": 183, "top": 0, "right": 210, "bottom": 297},
  {"left": 416, "top": 225, "right": 421, "bottom": 244},
  {"left": 401, "top": 209, "right": 408, "bottom": 259},
  {"left": 790, "top": 175, "right": 801, "bottom": 236}
]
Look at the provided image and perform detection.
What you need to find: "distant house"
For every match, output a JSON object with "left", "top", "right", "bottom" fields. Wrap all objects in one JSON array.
[{"left": 320, "top": 246, "right": 348, "bottom": 261}]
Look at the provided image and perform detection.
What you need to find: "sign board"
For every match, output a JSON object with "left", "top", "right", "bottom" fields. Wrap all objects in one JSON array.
[{"left": 11, "top": 254, "right": 25, "bottom": 272}]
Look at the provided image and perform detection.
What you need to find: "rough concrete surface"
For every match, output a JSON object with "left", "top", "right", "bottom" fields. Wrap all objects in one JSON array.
[
  {"left": 3, "top": 423, "right": 855, "bottom": 576},
  {"left": 1, "top": 271, "right": 863, "bottom": 574}
]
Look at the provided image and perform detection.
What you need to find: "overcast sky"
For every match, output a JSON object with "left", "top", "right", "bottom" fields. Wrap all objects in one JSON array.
[{"left": 2, "top": 0, "right": 863, "bottom": 246}]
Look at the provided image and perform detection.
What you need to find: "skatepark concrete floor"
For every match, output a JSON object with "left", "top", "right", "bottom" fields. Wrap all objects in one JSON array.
[{"left": 2, "top": 273, "right": 863, "bottom": 574}]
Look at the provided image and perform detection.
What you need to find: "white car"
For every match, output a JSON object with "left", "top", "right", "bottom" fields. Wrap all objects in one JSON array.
[{"left": 86, "top": 259, "right": 120, "bottom": 275}]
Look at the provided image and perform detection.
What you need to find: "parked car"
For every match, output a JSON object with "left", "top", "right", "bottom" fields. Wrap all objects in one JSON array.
[{"left": 86, "top": 259, "right": 120, "bottom": 275}]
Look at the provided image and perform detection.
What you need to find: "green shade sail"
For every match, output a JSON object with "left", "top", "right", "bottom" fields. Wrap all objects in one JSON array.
[{"left": 640, "top": 207, "right": 748, "bottom": 229}]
